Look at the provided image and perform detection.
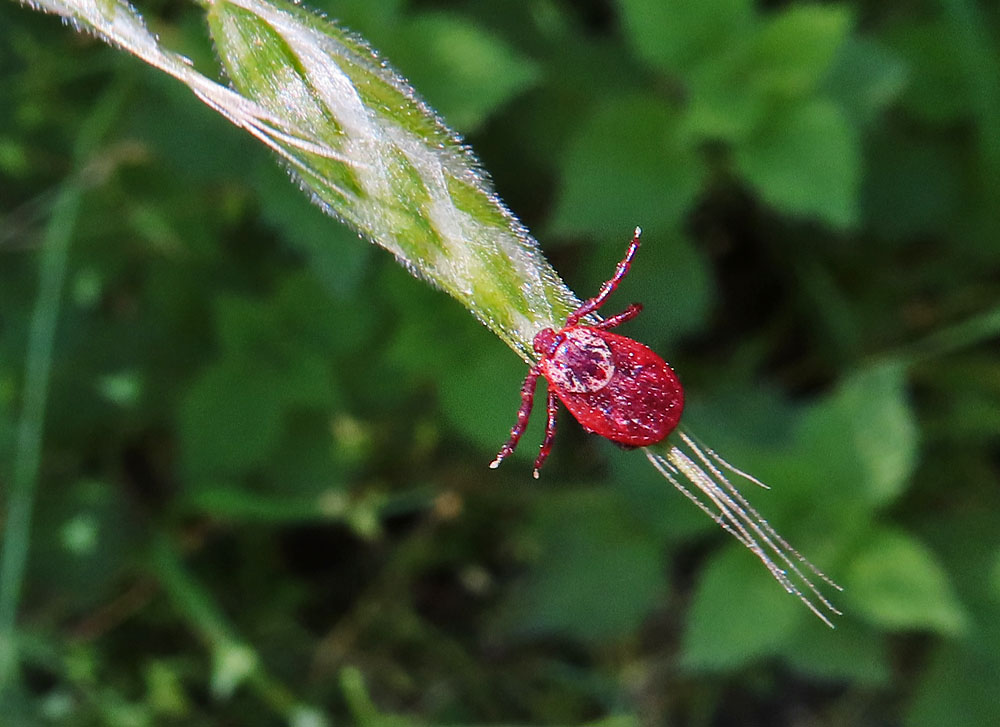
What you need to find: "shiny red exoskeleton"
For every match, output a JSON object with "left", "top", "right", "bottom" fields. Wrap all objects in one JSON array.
[{"left": 490, "top": 228, "right": 684, "bottom": 477}]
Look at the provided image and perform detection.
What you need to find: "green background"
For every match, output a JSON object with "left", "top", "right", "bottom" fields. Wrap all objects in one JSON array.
[{"left": 2, "top": 0, "right": 999, "bottom": 724}]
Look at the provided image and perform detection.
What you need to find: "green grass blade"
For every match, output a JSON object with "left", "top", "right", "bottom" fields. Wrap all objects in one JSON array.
[
  {"left": 0, "top": 176, "right": 82, "bottom": 692},
  {"left": 22, "top": 0, "right": 581, "bottom": 359},
  {"left": 0, "top": 81, "right": 130, "bottom": 691},
  {"left": 204, "top": 0, "right": 579, "bottom": 357}
]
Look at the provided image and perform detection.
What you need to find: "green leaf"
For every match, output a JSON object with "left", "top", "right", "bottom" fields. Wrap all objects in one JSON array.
[
  {"left": 780, "top": 620, "right": 891, "bottom": 685},
  {"left": 887, "top": 20, "right": 974, "bottom": 125},
  {"left": 846, "top": 528, "right": 969, "bottom": 635},
  {"left": 749, "top": 4, "right": 853, "bottom": 97},
  {"left": 616, "top": 0, "right": 754, "bottom": 75},
  {"left": 31, "top": 480, "right": 137, "bottom": 610},
  {"left": 904, "top": 513, "right": 1000, "bottom": 725},
  {"left": 179, "top": 280, "right": 342, "bottom": 479},
  {"left": 178, "top": 358, "right": 291, "bottom": 476},
  {"left": 551, "top": 94, "right": 704, "bottom": 237},
  {"left": 609, "top": 443, "right": 715, "bottom": 544},
  {"left": 438, "top": 341, "right": 537, "bottom": 454},
  {"left": 215, "top": 271, "right": 372, "bottom": 359},
  {"left": 188, "top": 487, "right": 343, "bottom": 523},
  {"left": 387, "top": 13, "right": 540, "bottom": 132},
  {"left": 681, "top": 3, "right": 852, "bottom": 143},
  {"left": 862, "top": 133, "right": 962, "bottom": 241},
  {"left": 908, "top": 642, "right": 1000, "bottom": 727},
  {"left": 500, "top": 489, "right": 668, "bottom": 642},
  {"left": 822, "top": 37, "right": 908, "bottom": 128},
  {"left": 990, "top": 546, "right": 1000, "bottom": 603},
  {"left": 682, "top": 546, "right": 803, "bottom": 671},
  {"left": 734, "top": 99, "right": 860, "bottom": 227},
  {"left": 253, "top": 160, "right": 373, "bottom": 296},
  {"left": 687, "top": 364, "right": 917, "bottom": 562},
  {"left": 795, "top": 362, "right": 917, "bottom": 507},
  {"left": 798, "top": 364, "right": 917, "bottom": 505},
  {"left": 682, "top": 60, "right": 768, "bottom": 142}
]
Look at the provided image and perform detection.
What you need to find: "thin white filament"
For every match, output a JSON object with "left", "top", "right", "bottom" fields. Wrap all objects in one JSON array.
[
  {"left": 192, "top": 87, "right": 357, "bottom": 204},
  {"left": 28, "top": 0, "right": 358, "bottom": 180},
  {"left": 645, "top": 433, "right": 841, "bottom": 627},
  {"left": 674, "top": 446, "right": 839, "bottom": 624},
  {"left": 679, "top": 431, "right": 842, "bottom": 591}
]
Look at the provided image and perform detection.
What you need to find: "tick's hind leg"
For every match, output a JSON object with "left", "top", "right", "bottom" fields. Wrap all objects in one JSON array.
[
  {"left": 595, "top": 303, "right": 642, "bottom": 330},
  {"left": 490, "top": 368, "right": 540, "bottom": 469},
  {"left": 532, "top": 389, "right": 560, "bottom": 479},
  {"left": 566, "top": 227, "right": 642, "bottom": 326}
]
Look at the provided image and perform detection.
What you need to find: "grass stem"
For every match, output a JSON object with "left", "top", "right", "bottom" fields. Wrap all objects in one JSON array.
[{"left": 0, "top": 82, "right": 127, "bottom": 693}]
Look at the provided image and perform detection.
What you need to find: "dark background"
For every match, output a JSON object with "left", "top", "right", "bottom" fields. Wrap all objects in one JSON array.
[{"left": 1, "top": 0, "right": 999, "bottom": 724}]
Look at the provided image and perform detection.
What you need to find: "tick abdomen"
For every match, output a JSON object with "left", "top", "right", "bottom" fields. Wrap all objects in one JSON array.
[{"left": 553, "top": 330, "right": 684, "bottom": 446}]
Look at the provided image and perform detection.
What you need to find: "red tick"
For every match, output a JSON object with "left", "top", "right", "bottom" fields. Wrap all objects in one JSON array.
[{"left": 490, "top": 228, "right": 684, "bottom": 478}]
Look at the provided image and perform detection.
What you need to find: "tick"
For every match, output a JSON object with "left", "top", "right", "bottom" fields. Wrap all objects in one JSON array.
[{"left": 490, "top": 228, "right": 684, "bottom": 477}]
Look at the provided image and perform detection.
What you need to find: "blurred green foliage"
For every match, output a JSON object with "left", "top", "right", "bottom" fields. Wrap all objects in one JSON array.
[{"left": 2, "top": 0, "right": 999, "bottom": 725}]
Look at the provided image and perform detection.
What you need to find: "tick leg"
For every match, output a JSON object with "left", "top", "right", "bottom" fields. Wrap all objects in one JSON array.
[
  {"left": 532, "top": 389, "right": 559, "bottom": 479},
  {"left": 594, "top": 303, "right": 642, "bottom": 330},
  {"left": 566, "top": 227, "right": 642, "bottom": 326},
  {"left": 490, "top": 367, "right": 540, "bottom": 469}
]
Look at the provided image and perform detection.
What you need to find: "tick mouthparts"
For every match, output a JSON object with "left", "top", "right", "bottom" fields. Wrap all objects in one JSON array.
[
  {"left": 532, "top": 469, "right": 540, "bottom": 479},
  {"left": 488, "top": 458, "right": 501, "bottom": 469}
]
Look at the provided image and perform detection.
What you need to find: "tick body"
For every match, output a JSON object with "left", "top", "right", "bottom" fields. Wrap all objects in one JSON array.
[{"left": 490, "top": 228, "right": 684, "bottom": 477}]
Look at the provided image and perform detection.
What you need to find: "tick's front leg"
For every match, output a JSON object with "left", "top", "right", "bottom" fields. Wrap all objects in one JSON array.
[
  {"left": 595, "top": 303, "right": 642, "bottom": 330},
  {"left": 532, "top": 389, "right": 560, "bottom": 479},
  {"left": 489, "top": 367, "right": 541, "bottom": 469},
  {"left": 566, "top": 227, "right": 642, "bottom": 326}
]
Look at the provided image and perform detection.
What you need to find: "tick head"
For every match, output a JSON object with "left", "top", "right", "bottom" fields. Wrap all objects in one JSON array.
[{"left": 532, "top": 328, "right": 558, "bottom": 358}]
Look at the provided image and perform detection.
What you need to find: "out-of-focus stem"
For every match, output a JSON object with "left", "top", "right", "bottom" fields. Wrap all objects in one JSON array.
[{"left": 0, "top": 81, "right": 129, "bottom": 692}]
